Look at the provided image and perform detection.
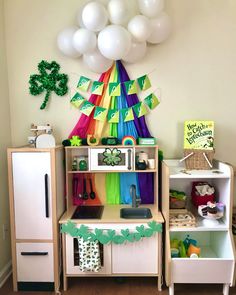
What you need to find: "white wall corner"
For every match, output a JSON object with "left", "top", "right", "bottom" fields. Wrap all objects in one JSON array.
[{"left": 0, "top": 260, "right": 12, "bottom": 288}]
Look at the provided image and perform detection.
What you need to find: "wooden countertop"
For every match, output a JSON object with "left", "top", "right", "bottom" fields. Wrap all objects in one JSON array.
[{"left": 59, "top": 204, "right": 164, "bottom": 224}]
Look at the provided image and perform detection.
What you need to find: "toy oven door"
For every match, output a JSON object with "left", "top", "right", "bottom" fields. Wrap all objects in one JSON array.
[{"left": 89, "top": 148, "right": 133, "bottom": 171}]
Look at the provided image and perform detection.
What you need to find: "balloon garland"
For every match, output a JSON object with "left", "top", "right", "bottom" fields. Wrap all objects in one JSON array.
[
  {"left": 57, "top": 0, "right": 171, "bottom": 73},
  {"left": 29, "top": 60, "right": 68, "bottom": 109}
]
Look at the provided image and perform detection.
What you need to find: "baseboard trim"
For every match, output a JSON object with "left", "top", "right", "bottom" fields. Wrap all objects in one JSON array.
[{"left": 0, "top": 261, "right": 12, "bottom": 288}]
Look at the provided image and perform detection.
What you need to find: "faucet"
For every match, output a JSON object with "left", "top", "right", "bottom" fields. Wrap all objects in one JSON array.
[{"left": 130, "top": 185, "right": 141, "bottom": 208}]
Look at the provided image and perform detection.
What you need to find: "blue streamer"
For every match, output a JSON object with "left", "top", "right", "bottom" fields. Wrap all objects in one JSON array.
[{"left": 116, "top": 66, "right": 140, "bottom": 204}]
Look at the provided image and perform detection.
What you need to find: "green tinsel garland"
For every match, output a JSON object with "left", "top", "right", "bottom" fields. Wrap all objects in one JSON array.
[
  {"left": 61, "top": 221, "right": 162, "bottom": 245},
  {"left": 29, "top": 60, "right": 68, "bottom": 110}
]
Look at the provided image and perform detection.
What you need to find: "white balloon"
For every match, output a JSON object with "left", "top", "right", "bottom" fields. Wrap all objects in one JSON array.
[
  {"left": 76, "top": 2, "right": 88, "bottom": 28},
  {"left": 98, "top": 25, "right": 131, "bottom": 60},
  {"left": 73, "top": 28, "right": 97, "bottom": 54},
  {"left": 82, "top": 2, "right": 108, "bottom": 32},
  {"left": 83, "top": 49, "right": 113, "bottom": 73},
  {"left": 138, "top": 0, "right": 164, "bottom": 18},
  {"left": 147, "top": 12, "right": 171, "bottom": 44},
  {"left": 128, "top": 15, "right": 151, "bottom": 42},
  {"left": 107, "top": 0, "right": 135, "bottom": 25},
  {"left": 57, "top": 26, "right": 81, "bottom": 58},
  {"left": 122, "top": 41, "right": 147, "bottom": 63}
]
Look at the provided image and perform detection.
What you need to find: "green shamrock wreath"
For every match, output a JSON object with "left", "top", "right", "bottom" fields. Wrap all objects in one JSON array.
[{"left": 29, "top": 60, "right": 68, "bottom": 110}]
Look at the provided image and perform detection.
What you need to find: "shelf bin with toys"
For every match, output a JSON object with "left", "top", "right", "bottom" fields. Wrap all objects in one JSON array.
[{"left": 170, "top": 231, "right": 235, "bottom": 284}]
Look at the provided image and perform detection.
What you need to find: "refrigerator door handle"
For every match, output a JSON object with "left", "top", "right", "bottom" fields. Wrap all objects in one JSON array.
[
  {"left": 21, "top": 251, "right": 48, "bottom": 256},
  {"left": 44, "top": 174, "right": 49, "bottom": 218}
]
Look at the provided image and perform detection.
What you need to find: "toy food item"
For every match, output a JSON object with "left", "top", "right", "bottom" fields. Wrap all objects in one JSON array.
[
  {"left": 179, "top": 240, "right": 187, "bottom": 257},
  {"left": 187, "top": 243, "right": 201, "bottom": 257},
  {"left": 207, "top": 202, "right": 217, "bottom": 216}
]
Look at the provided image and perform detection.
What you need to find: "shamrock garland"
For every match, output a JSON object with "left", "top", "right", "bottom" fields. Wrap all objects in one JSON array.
[
  {"left": 29, "top": 60, "right": 68, "bottom": 110},
  {"left": 61, "top": 221, "right": 162, "bottom": 245}
]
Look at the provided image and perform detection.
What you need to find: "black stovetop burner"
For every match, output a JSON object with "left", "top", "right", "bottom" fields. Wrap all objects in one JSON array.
[{"left": 71, "top": 205, "right": 104, "bottom": 219}]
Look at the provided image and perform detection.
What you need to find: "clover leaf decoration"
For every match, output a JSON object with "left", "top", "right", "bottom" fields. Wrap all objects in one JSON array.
[
  {"left": 61, "top": 221, "right": 162, "bottom": 245},
  {"left": 70, "top": 136, "right": 82, "bottom": 146},
  {"left": 102, "top": 148, "right": 122, "bottom": 166},
  {"left": 29, "top": 60, "right": 68, "bottom": 110}
]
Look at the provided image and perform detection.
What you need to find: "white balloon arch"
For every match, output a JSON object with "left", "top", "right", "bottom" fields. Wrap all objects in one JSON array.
[{"left": 57, "top": 0, "right": 171, "bottom": 73}]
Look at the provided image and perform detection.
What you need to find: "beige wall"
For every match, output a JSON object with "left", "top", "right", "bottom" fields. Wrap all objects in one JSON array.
[
  {"left": 3, "top": 0, "right": 236, "bottom": 166},
  {"left": 0, "top": 0, "right": 12, "bottom": 272}
]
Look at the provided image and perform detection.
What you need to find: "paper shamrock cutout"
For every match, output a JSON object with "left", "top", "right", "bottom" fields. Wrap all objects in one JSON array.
[
  {"left": 29, "top": 60, "right": 68, "bottom": 110},
  {"left": 61, "top": 221, "right": 162, "bottom": 245}
]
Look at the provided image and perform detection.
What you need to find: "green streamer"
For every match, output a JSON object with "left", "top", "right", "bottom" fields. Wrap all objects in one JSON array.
[{"left": 106, "top": 64, "right": 120, "bottom": 204}]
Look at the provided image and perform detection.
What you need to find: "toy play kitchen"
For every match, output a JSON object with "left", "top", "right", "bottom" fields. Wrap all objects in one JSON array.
[{"left": 60, "top": 144, "right": 163, "bottom": 291}]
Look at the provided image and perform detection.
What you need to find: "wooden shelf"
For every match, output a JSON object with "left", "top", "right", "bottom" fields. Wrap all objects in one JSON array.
[
  {"left": 164, "top": 160, "right": 231, "bottom": 179},
  {"left": 68, "top": 169, "right": 157, "bottom": 174}
]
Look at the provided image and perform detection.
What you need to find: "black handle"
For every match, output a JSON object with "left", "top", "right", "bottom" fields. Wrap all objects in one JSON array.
[
  {"left": 127, "top": 149, "right": 132, "bottom": 170},
  {"left": 21, "top": 252, "right": 48, "bottom": 256},
  {"left": 44, "top": 174, "right": 49, "bottom": 218}
]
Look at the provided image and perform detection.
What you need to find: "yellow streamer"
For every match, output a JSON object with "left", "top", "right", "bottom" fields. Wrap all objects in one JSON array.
[{"left": 94, "top": 64, "right": 118, "bottom": 138}]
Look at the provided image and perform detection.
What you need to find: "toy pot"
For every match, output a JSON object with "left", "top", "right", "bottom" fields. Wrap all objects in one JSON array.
[{"left": 187, "top": 244, "right": 201, "bottom": 257}]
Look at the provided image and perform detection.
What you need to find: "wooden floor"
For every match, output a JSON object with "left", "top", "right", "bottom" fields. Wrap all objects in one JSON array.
[{"left": 2, "top": 277, "right": 236, "bottom": 295}]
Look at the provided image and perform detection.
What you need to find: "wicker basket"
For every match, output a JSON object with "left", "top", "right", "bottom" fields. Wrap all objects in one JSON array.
[
  {"left": 183, "top": 149, "right": 214, "bottom": 170},
  {"left": 169, "top": 209, "right": 196, "bottom": 228}
]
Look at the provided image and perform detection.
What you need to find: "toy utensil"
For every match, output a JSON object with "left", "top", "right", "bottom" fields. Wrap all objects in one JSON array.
[
  {"left": 83, "top": 178, "right": 88, "bottom": 200},
  {"left": 73, "top": 178, "right": 78, "bottom": 199},
  {"left": 89, "top": 178, "right": 96, "bottom": 199},
  {"left": 73, "top": 177, "right": 82, "bottom": 199}
]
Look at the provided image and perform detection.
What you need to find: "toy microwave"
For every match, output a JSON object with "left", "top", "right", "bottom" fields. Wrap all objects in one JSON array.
[{"left": 89, "top": 147, "right": 133, "bottom": 171}]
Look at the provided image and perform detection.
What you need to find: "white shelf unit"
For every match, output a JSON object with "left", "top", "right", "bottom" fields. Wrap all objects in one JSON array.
[{"left": 162, "top": 159, "right": 236, "bottom": 295}]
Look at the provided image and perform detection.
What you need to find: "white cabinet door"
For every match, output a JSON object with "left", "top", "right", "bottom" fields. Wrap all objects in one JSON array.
[
  {"left": 12, "top": 152, "right": 52, "bottom": 239},
  {"left": 16, "top": 243, "right": 54, "bottom": 282},
  {"left": 112, "top": 235, "right": 159, "bottom": 274}
]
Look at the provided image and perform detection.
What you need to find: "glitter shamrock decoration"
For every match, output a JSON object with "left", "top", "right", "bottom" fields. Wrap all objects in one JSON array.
[
  {"left": 102, "top": 148, "right": 122, "bottom": 166},
  {"left": 29, "top": 60, "right": 68, "bottom": 110},
  {"left": 70, "top": 136, "right": 82, "bottom": 146}
]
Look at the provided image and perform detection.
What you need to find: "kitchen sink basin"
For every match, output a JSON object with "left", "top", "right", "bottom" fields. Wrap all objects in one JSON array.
[
  {"left": 120, "top": 208, "right": 152, "bottom": 219},
  {"left": 71, "top": 205, "right": 104, "bottom": 219}
]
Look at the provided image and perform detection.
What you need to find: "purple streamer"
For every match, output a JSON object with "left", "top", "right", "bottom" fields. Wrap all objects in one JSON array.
[
  {"left": 117, "top": 61, "right": 154, "bottom": 204},
  {"left": 117, "top": 60, "right": 152, "bottom": 138}
]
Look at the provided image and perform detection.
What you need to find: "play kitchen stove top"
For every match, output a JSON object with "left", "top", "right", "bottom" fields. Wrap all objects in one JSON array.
[{"left": 71, "top": 205, "right": 104, "bottom": 219}]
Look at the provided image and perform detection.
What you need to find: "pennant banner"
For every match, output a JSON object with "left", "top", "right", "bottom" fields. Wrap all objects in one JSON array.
[
  {"left": 133, "top": 102, "right": 148, "bottom": 118},
  {"left": 109, "top": 82, "right": 121, "bottom": 96},
  {"left": 70, "top": 93, "right": 85, "bottom": 108},
  {"left": 137, "top": 75, "right": 151, "bottom": 91},
  {"left": 77, "top": 76, "right": 91, "bottom": 91},
  {"left": 94, "top": 106, "right": 108, "bottom": 122},
  {"left": 71, "top": 93, "right": 159, "bottom": 121},
  {"left": 121, "top": 107, "right": 134, "bottom": 122},
  {"left": 108, "top": 109, "right": 119, "bottom": 123},
  {"left": 91, "top": 81, "right": 104, "bottom": 95},
  {"left": 144, "top": 93, "right": 160, "bottom": 110},
  {"left": 124, "top": 80, "right": 138, "bottom": 95},
  {"left": 76, "top": 73, "right": 152, "bottom": 96},
  {"left": 80, "top": 101, "right": 95, "bottom": 116}
]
